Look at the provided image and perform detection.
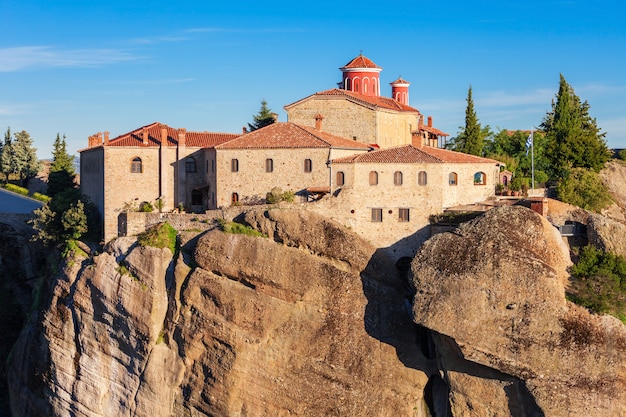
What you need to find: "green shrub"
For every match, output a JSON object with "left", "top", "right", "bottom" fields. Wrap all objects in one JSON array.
[
  {"left": 139, "top": 201, "right": 154, "bottom": 212},
  {"left": 32, "top": 192, "right": 51, "bottom": 202},
  {"left": 137, "top": 222, "right": 178, "bottom": 254},
  {"left": 4, "top": 183, "right": 29, "bottom": 196},
  {"left": 266, "top": 187, "right": 295, "bottom": 204},
  {"left": 568, "top": 245, "right": 626, "bottom": 323},
  {"left": 619, "top": 149, "right": 626, "bottom": 161}
]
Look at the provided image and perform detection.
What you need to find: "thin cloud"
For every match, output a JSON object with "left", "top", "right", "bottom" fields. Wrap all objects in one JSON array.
[
  {"left": 0, "top": 46, "right": 142, "bottom": 72},
  {"left": 131, "top": 36, "right": 189, "bottom": 45}
]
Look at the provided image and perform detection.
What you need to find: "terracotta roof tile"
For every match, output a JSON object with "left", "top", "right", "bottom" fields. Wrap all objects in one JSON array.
[
  {"left": 341, "top": 54, "right": 380, "bottom": 70},
  {"left": 286, "top": 88, "right": 419, "bottom": 114},
  {"left": 332, "top": 145, "right": 501, "bottom": 164},
  {"left": 104, "top": 122, "right": 240, "bottom": 148},
  {"left": 417, "top": 124, "right": 449, "bottom": 136},
  {"left": 390, "top": 76, "right": 410, "bottom": 85},
  {"left": 216, "top": 122, "right": 372, "bottom": 150}
]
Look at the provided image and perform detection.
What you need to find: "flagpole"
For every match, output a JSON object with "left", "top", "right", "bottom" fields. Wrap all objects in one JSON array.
[{"left": 531, "top": 129, "right": 535, "bottom": 192}]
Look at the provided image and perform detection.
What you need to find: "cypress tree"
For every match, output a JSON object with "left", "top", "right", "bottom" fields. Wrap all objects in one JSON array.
[
  {"left": 48, "top": 133, "right": 76, "bottom": 197},
  {"left": 456, "top": 86, "right": 483, "bottom": 156}
]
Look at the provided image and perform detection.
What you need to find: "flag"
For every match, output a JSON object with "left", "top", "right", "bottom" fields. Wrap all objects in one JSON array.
[{"left": 525, "top": 131, "right": 533, "bottom": 156}]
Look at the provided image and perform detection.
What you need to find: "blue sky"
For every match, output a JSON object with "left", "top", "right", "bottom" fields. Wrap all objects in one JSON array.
[{"left": 2, "top": 0, "right": 625, "bottom": 159}]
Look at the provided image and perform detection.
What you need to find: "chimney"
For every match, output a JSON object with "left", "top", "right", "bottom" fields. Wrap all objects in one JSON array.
[
  {"left": 161, "top": 126, "right": 168, "bottom": 146},
  {"left": 411, "top": 131, "right": 424, "bottom": 148},
  {"left": 142, "top": 128, "right": 148, "bottom": 145},
  {"left": 271, "top": 112, "right": 278, "bottom": 122},
  {"left": 104, "top": 131, "right": 110, "bottom": 146},
  {"left": 97, "top": 132, "right": 103, "bottom": 145},
  {"left": 242, "top": 126, "right": 247, "bottom": 134},
  {"left": 428, "top": 116, "right": 433, "bottom": 127},
  {"left": 314, "top": 113, "right": 324, "bottom": 131},
  {"left": 177, "top": 128, "right": 186, "bottom": 147}
]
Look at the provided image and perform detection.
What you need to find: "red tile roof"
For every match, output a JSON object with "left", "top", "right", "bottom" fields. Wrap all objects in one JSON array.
[
  {"left": 417, "top": 124, "right": 449, "bottom": 137},
  {"left": 390, "top": 76, "right": 410, "bottom": 85},
  {"left": 332, "top": 145, "right": 501, "bottom": 164},
  {"left": 101, "top": 122, "right": 240, "bottom": 148},
  {"left": 285, "top": 88, "right": 420, "bottom": 114},
  {"left": 341, "top": 54, "right": 381, "bottom": 70},
  {"left": 216, "top": 122, "right": 373, "bottom": 150}
]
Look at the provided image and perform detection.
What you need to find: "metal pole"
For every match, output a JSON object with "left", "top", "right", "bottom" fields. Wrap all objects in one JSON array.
[{"left": 531, "top": 130, "right": 535, "bottom": 192}]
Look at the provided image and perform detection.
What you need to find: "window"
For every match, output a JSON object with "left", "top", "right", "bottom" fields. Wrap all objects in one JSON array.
[
  {"left": 304, "top": 159, "right": 312, "bottom": 173},
  {"left": 131, "top": 157, "right": 142, "bottom": 173},
  {"left": 474, "top": 172, "right": 486, "bottom": 185},
  {"left": 191, "top": 190, "right": 202, "bottom": 206},
  {"left": 449, "top": 172, "right": 458, "bottom": 186},
  {"left": 231, "top": 159, "right": 239, "bottom": 172},
  {"left": 418, "top": 171, "right": 427, "bottom": 186},
  {"left": 394, "top": 171, "right": 403, "bottom": 186},
  {"left": 231, "top": 192, "right": 239, "bottom": 205},
  {"left": 371, "top": 208, "right": 382, "bottom": 222},
  {"left": 369, "top": 171, "right": 378, "bottom": 185},
  {"left": 398, "top": 208, "right": 410, "bottom": 222},
  {"left": 265, "top": 158, "right": 273, "bottom": 173},
  {"left": 336, "top": 171, "right": 345, "bottom": 186},
  {"left": 185, "top": 157, "right": 197, "bottom": 173}
]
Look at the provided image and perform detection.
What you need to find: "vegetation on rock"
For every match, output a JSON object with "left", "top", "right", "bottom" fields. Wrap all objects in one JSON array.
[
  {"left": 568, "top": 245, "right": 626, "bottom": 323},
  {"left": 557, "top": 168, "right": 612, "bottom": 212},
  {"left": 137, "top": 222, "right": 178, "bottom": 254},
  {"left": 217, "top": 218, "right": 267, "bottom": 238}
]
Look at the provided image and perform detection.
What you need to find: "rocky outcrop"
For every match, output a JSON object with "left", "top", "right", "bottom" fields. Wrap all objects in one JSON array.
[
  {"left": 411, "top": 205, "right": 626, "bottom": 416},
  {"left": 600, "top": 159, "right": 626, "bottom": 221},
  {"left": 8, "top": 209, "right": 429, "bottom": 416},
  {"left": 587, "top": 213, "right": 626, "bottom": 258}
]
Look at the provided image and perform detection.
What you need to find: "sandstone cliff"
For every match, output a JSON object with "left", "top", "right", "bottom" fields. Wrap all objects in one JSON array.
[
  {"left": 5, "top": 206, "right": 626, "bottom": 416},
  {"left": 411, "top": 205, "right": 626, "bottom": 416},
  {"left": 7, "top": 209, "right": 429, "bottom": 416}
]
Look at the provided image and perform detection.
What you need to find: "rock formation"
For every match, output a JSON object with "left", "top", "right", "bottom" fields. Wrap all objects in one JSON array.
[
  {"left": 5, "top": 206, "right": 626, "bottom": 416},
  {"left": 411, "top": 205, "right": 626, "bottom": 416},
  {"left": 7, "top": 209, "right": 429, "bottom": 416}
]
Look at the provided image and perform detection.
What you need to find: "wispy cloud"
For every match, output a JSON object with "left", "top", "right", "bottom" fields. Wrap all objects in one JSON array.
[{"left": 0, "top": 46, "right": 142, "bottom": 72}]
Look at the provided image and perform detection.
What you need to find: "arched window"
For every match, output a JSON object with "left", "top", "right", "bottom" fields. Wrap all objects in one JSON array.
[
  {"left": 449, "top": 172, "right": 458, "bottom": 186},
  {"left": 185, "top": 157, "right": 197, "bottom": 173},
  {"left": 336, "top": 171, "right": 345, "bottom": 186},
  {"left": 131, "top": 157, "right": 142, "bottom": 173},
  {"left": 265, "top": 158, "right": 273, "bottom": 173},
  {"left": 474, "top": 172, "right": 486, "bottom": 185},
  {"left": 369, "top": 171, "right": 378, "bottom": 185},
  {"left": 231, "top": 159, "right": 239, "bottom": 172},
  {"left": 304, "top": 159, "right": 312, "bottom": 173},
  {"left": 191, "top": 189, "right": 202, "bottom": 206},
  {"left": 418, "top": 171, "right": 427, "bottom": 186},
  {"left": 345, "top": 78, "right": 351, "bottom": 91},
  {"left": 231, "top": 192, "right": 239, "bottom": 205},
  {"left": 394, "top": 171, "right": 403, "bottom": 186}
]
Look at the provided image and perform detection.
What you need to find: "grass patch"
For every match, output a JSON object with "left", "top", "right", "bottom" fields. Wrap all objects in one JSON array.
[
  {"left": 137, "top": 222, "right": 178, "bottom": 254},
  {"left": 61, "top": 239, "right": 88, "bottom": 259},
  {"left": 429, "top": 211, "right": 483, "bottom": 226},
  {"left": 217, "top": 218, "right": 267, "bottom": 238}
]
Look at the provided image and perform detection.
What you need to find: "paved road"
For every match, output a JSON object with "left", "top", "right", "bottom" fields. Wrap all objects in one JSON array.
[{"left": 0, "top": 188, "right": 44, "bottom": 214}]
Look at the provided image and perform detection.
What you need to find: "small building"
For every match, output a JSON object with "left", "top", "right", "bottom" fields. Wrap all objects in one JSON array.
[{"left": 80, "top": 123, "right": 240, "bottom": 241}]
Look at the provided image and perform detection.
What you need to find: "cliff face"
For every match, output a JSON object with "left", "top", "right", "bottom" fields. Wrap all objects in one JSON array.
[
  {"left": 7, "top": 209, "right": 429, "bottom": 416},
  {"left": 411, "top": 206, "right": 626, "bottom": 416},
  {"left": 6, "top": 206, "right": 626, "bottom": 416}
]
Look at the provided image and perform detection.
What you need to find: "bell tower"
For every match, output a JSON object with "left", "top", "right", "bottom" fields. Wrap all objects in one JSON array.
[
  {"left": 390, "top": 76, "right": 410, "bottom": 105},
  {"left": 339, "top": 53, "right": 382, "bottom": 97}
]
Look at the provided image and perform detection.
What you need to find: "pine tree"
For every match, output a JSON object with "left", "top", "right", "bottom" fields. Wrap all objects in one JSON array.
[
  {"left": 455, "top": 86, "right": 484, "bottom": 156},
  {"left": 11, "top": 130, "right": 41, "bottom": 186},
  {"left": 541, "top": 74, "right": 611, "bottom": 179},
  {"left": 0, "top": 128, "right": 12, "bottom": 182},
  {"left": 48, "top": 133, "right": 76, "bottom": 197},
  {"left": 247, "top": 100, "right": 276, "bottom": 132}
]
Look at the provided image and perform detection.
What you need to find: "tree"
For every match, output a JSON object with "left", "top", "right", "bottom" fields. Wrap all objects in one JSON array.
[
  {"left": 453, "top": 86, "right": 484, "bottom": 156},
  {"left": 247, "top": 100, "right": 276, "bottom": 132},
  {"left": 47, "top": 133, "right": 76, "bottom": 197},
  {"left": 0, "top": 128, "right": 12, "bottom": 182},
  {"left": 541, "top": 74, "right": 611, "bottom": 179},
  {"left": 11, "top": 130, "right": 41, "bottom": 186},
  {"left": 557, "top": 168, "right": 612, "bottom": 212}
]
